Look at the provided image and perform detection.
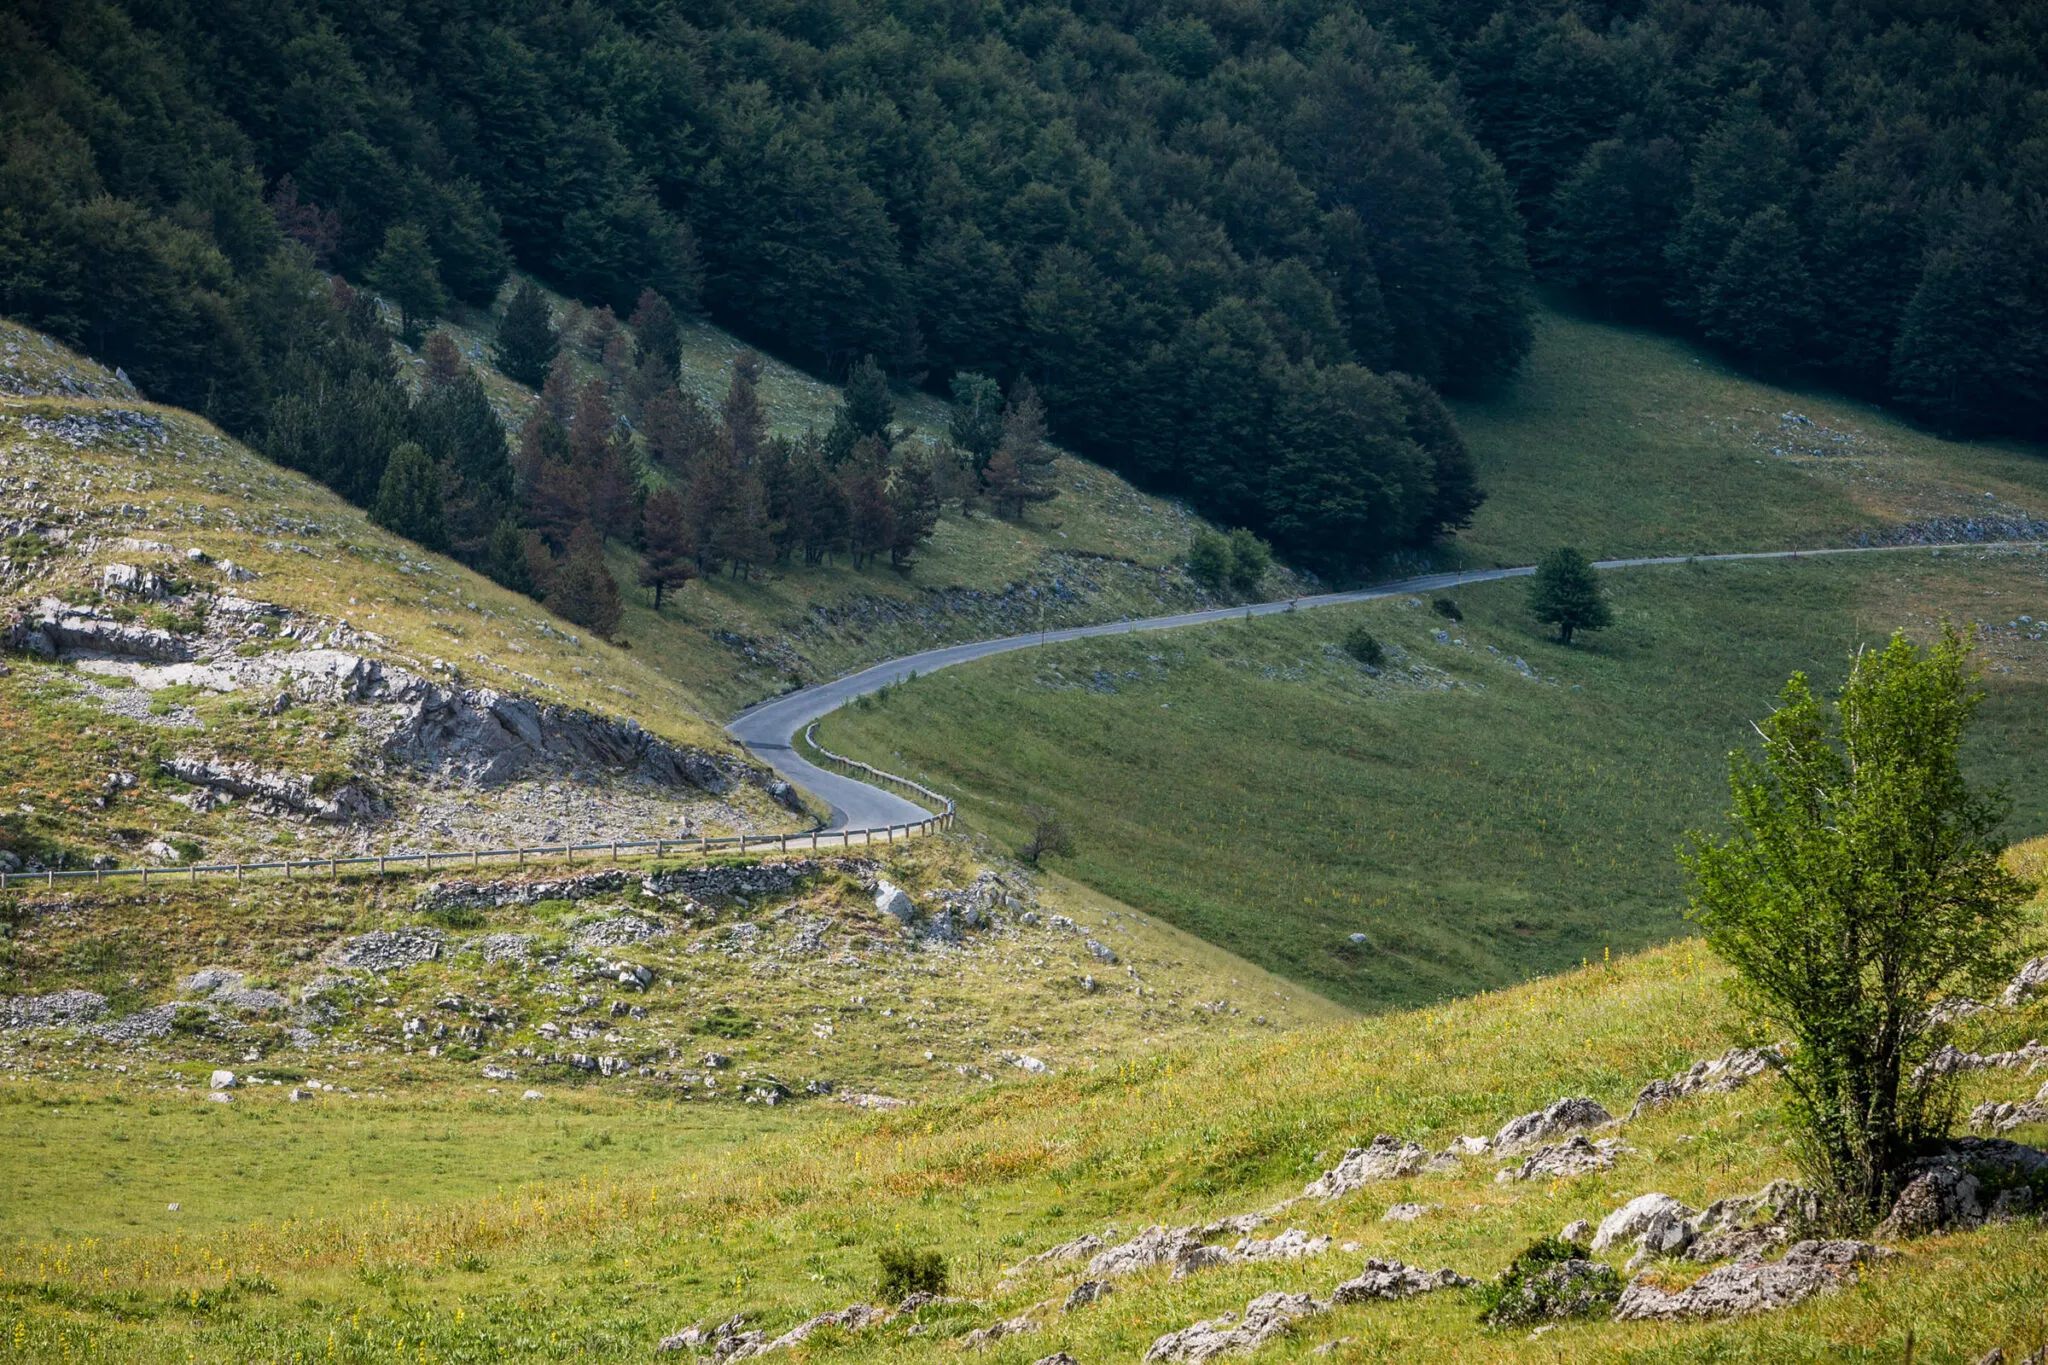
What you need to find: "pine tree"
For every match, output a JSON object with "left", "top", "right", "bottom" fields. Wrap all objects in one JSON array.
[
  {"left": 483, "top": 517, "right": 535, "bottom": 596},
  {"left": 844, "top": 354, "right": 895, "bottom": 440},
  {"left": 638, "top": 486, "right": 696, "bottom": 607},
  {"left": 998, "top": 377, "right": 1059, "bottom": 513},
  {"left": 367, "top": 223, "right": 446, "bottom": 345},
  {"left": 495, "top": 282, "right": 559, "bottom": 389},
  {"left": 1529, "top": 546, "right": 1611, "bottom": 644},
  {"left": 371, "top": 441, "right": 447, "bottom": 550},
  {"left": 711, "top": 474, "right": 775, "bottom": 578},
  {"left": 888, "top": 447, "right": 942, "bottom": 568},
  {"left": 793, "top": 440, "right": 850, "bottom": 565},
  {"left": 540, "top": 352, "right": 578, "bottom": 424},
  {"left": 545, "top": 524, "right": 622, "bottom": 637}
]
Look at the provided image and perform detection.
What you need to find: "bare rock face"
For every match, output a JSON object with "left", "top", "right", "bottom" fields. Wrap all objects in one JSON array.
[
  {"left": 1143, "top": 1291, "right": 1327, "bottom": 1364},
  {"left": 1063, "top": 1280, "right": 1114, "bottom": 1312},
  {"left": 1686, "top": 1180, "right": 1814, "bottom": 1263},
  {"left": 1612, "top": 1240, "right": 1892, "bottom": 1321},
  {"left": 1302, "top": 1135, "right": 1433, "bottom": 1197},
  {"left": 1628, "top": 1047, "right": 1782, "bottom": 1119},
  {"left": 1969, "top": 1081, "right": 2048, "bottom": 1135},
  {"left": 1494, "top": 1097, "right": 1614, "bottom": 1152},
  {"left": 1008, "top": 1232, "right": 1106, "bottom": 1277},
  {"left": 5, "top": 602, "right": 191, "bottom": 662},
  {"left": 1330, "top": 1258, "right": 1473, "bottom": 1304},
  {"left": 161, "top": 754, "right": 383, "bottom": 823},
  {"left": 1876, "top": 1138, "right": 2048, "bottom": 1238}
]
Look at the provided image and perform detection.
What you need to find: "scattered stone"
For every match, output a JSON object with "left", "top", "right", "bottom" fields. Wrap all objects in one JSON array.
[
  {"left": 1559, "top": 1220, "right": 1591, "bottom": 1243},
  {"left": 1331, "top": 1259, "right": 1473, "bottom": 1304},
  {"left": 179, "top": 969, "right": 242, "bottom": 995},
  {"left": 207, "top": 1092, "right": 232, "bottom": 1103},
  {"left": 1064, "top": 1281, "right": 1114, "bottom": 1312},
  {"left": 1084, "top": 938, "right": 1119, "bottom": 965},
  {"left": 835, "top": 1092, "right": 910, "bottom": 1112},
  {"left": 1381, "top": 1203, "right": 1434, "bottom": 1223},
  {"left": 1009, "top": 1233, "right": 1105, "bottom": 1275},
  {"left": 1613, "top": 1240, "right": 1892, "bottom": 1321},
  {"left": 477, "top": 933, "right": 533, "bottom": 964},
  {"left": 732, "top": 1303, "right": 883, "bottom": 1359},
  {"left": 1496, "top": 1135, "right": 1630, "bottom": 1182},
  {"left": 520, "top": 1090, "right": 545, "bottom": 1101},
  {"left": 1143, "top": 1291, "right": 1326, "bottom": 1364},
  {"left": 327, "top": 928, "right": 443, "bottom": 971},
  {"left": 574, "top": 915, "right": 670, "bottom": 949},
  {"left": 1302, "top": 1135, "right": 1432, "bottom": 1198},
  {"left": 288, "top": 1088, "right": 315, "bottom": 1102},
  {"left": 1235, "top": 1228, "right": 1332, "bottom": 1262},
  {"left": 209, "top": 1069, "right": 237, "bottom": 1090},
  {"left": 1030, "top": 1356, "right": 1080, "bottom": 1365},
  {"left": 1005, "top": 1052, "right": 1050, "bottom": 1075},
  {"left": 1, "top": 990, "right": 108, "bottom": 1030},
  {"left": 874, "top": 879, "right": 915, "bottom": 922},
  {"left": 1627, "top": 1047, "right": 1781, "bottom": 1119},
  {"left": 1494, "top": 1097, "right": 1613, "bottom": 1152},
  {"left": 1170, "top": 1244, "right": 1238, "bottom": 1280},
  {"left": 1969, "top": 1083, "right": 2048, "bottom": 1135},
  {"left": 960, "top": 1314, "right": 1037, "bottom": 1349},
  {"left": 1915, "top": 1040, "right": 2048, "bottom": 1082}
]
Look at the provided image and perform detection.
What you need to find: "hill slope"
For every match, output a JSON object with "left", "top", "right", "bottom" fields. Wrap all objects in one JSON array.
[
  {"left": 0, "top": 319, "right": 801, "bottom": 871},
  {"left": 2, "top": 857, "right": 2042, "bottom": 1361}
]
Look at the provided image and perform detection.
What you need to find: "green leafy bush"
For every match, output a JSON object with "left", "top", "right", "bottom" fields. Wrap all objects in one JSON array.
[
  {"left": 1187, "top": 530, "right": 1232, "bottom": 592},
  {"left": 1431, "top": 597, "right": 1463, "bottom": 621},
  {"left": 1344, "top": 627, "right": 1385, "bottom": 668},
  {"left": 1475, "top": 1238, "right": 1621, "bottom": 1327},
  {"left": 875, "top": 1246, "right": 947, "bottom": 1303}
]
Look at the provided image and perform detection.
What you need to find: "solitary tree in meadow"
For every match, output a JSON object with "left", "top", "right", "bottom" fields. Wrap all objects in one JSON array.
[
  {"left": 1528, "top": 546, "right": 1610, "bottom": 644},
  {"left": 1684, "top": 629, "right": 2032, "bottom": 1228}
]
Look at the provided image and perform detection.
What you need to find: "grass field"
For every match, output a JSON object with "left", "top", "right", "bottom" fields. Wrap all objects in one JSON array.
[
  {"left": 3, "top": 873, "right": 2043, "bottom": 1362},
  {"left": 1449, "top": 306, "right": 2048, "bottom": 566},
  {"left": 818, "top": 551, "right": 2048, "bottom": 1011}
]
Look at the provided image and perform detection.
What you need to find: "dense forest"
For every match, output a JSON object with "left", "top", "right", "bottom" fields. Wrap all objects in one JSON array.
[{"left": 2, "top": 0, "right": 2045, "bottom": 598}]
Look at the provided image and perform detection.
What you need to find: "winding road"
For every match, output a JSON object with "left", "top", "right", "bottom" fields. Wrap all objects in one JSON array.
[{"left": 727, "top": 542, "right": 2040, "bottom": 830}]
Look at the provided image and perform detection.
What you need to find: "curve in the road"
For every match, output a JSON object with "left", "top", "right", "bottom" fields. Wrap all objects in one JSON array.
[{"left": 726, "top": 541, "right": 2043, "bottom": 830}]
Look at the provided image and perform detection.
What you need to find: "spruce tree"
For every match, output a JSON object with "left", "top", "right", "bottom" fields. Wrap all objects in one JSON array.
[
  {"left": 947, "top": 373, "right": 1005, "bottom": 472},
  {"left": 638, "top": 487, "right": 696, "bottom": 607},
  {"left": 722, "top": 351, "right": 767, "bottom": 465},
  {"left": 999, "top": 377, "right": 1059, "bottom": 512},
  {"left": 367, "top": 224, "right": 446, "bottom": 345},
  {"left": 841, "top": 438, "right": 896, "bottom": 567},
  {"left": 484, "top": 518, "right": 535, "bottom": 597},
  {"left": 1529, "top": 547, "right": 1611, "bottom": 644},
  {"left": 545, "top": 525, "right": 623, "bottom": 637},
  {"left": 629, "top": 289, "right": 681, "bottom": 370},
  {"left": 842, "top": 355, "right": 894, "bottom": 442},
  {"left": 371, "top": 441, "right": 447, "bottom": 551}
]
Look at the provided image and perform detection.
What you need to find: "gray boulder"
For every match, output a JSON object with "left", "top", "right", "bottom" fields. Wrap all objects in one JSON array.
[
  {"left": 1143, "top": 1291, "right": 1326, "bottom": 1364},
  {"left": 1063, "top": 1280, "right": 1114, "bottom": 1312},
  {"left": 1877, "top": 1138, "right": 2048, "bottom": 1238},
  {"left": 2003, "top": 956, "right": 2048, "bottom": 1008},
  {"left": 1330, "top": 1259, "right": 1473, "bottom": 1304},
  {"left": 1496, "top": 1134, "right": 1630, "bottom": 1182},
  {"left": 1592, "top": 1193, "right": 1697, "bottom": 1256},
  {"left": 1628, "top": 1047, "right": 1781, "bottom": 1119},
  {"left": 1303, "top": 1135, "right": 1433, "bottom": 1198}
]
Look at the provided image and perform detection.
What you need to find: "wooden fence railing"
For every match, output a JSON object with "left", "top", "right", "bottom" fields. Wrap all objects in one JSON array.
[
  {"left": 799, "top": 722, "right": 958, "bottom": 825},
  {"left": 0, "top": 751, "right": 957, "bottom": 891}
]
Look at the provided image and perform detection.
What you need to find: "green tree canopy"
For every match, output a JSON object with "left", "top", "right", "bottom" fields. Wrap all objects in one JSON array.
[
  {"left": 1684, "top": 630, "right": 2033, "bottom": 1227},
  {"left": 1528, "top": 547, "right": 1611, "bottom": 645},
  {"left": 367, "top": 223, "right": 446, "bottom": 344},
  {"left": 370, "top": 441, "right": 446, "bottom": 551},
  {"left": 495, "top": 281, "right": 559, "bottom": 389}
]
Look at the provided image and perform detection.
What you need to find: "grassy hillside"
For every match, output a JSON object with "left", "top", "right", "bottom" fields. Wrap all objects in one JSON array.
[
  {"left": 818, "top": 312, "right": 2048, "bottom": 1010},
  {"left": 1449, "top": 306, "right": 2048, "bottom": 566},
  {"left": 819, "top": 553, "right": 2048, "bottom": 1011},
  {"left": 2, "top": 866, "right": 2042, "bottom": 1361},
  {"left": 417, "top": 280, "right": 1305, "bottom": 717}
]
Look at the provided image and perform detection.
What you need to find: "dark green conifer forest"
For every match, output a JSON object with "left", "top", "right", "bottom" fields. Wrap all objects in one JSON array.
[{"left": 2, "top": 0, "right": 2044, "bottom": 582}]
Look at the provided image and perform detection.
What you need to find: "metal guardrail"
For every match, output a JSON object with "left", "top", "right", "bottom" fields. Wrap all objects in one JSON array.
[
  {"left": 798, "top": 723, "right": 958, "bottom": 824},
  {"left": 0, "top": 767, "right": 956, "bottom": 892}
]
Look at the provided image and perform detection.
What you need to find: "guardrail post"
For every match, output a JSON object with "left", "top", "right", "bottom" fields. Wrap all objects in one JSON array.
[
  {"left": 51, "top": 869, "right": 59, "bottom": 888},
  {"left": 378, "top": 856, "right": 387, "bottom": 876},
  {"left": 700, "top": 833, "right": 708, "bottom": 854},
  {"left": 865, "top": 828, "right": 873, "bottom": 846},
  {"left": 738, "top": 834, "right": 747, "bottom": 854},
  {"left": 811, "top": 830, "right": 818, "bottom": 850},
  {"left": 611, "top": 842, "right": 618, "bottom": 863},
  {"left": 329, "top": 859, "right": 337, "bottom": 879}
]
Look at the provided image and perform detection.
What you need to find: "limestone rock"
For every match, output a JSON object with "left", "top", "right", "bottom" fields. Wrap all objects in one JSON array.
[
  {"left": 960, "top": 1314, "right": 1037, "bottom": 1349},
  {"left": 1496, "top": 1134, "right": 1630, "bottom": 1182},
  {"left": 1, "top": 990, "right": 108, "bottom": 1030},
  {"left": 161, "top": 754, "right": 383, "bottom": 823},
  {"left": 1086, "top": 1225, "right": 1205, "bottom": 1279},
  {"left": 1030, "top": 1356, "right": 1081, "bottom": 1365},
  {"left": 1143, "top": 1291, "right": 1326, "bottom": 1364},
  {"left": 1592, "top": 1193, "right": 1697, "bottom": 1254},
  {"left": 2003, "top": 956, "right": 2048, "bottom": 1008},
  {"left": 1613, "top": 1240, "right": 1892, "bottom": 1321},
  {"left": 1303, "top": 1135, "right": 1432, "bottom": 1198},
  {"left": 730, "top": 1303, "right": 882, "bottom": 1359},
  {"left": 1169, "top": 1244, "right": 1237, "bottom": 1280},
  {"left": 327, "top": 928, "right": 443, "bottom": 972},
  {"left": 1494, "top": 1097, "right": 1613, "bottom": 1152},
  {"left": 1559, "top": 1220, "right": 1591, "bottom": 1243},
  {"left": 1009, "top": 1232, "right": 1105, "bottom": 1275},
  {"left": 1330, "top": 1259, "right": 1473, "bottom": 1304},
  {"left": 209, "top": 1069, "right": 237, "bottom": 1090},
  {"left": 1627, "top": 1047, "right": 1781, "bottom": 1119},
  {"left": 1234, "top": 1228, "right": 1332, "bottom": 1262},
  {"left": 874, "top": 879, "right": 915, "bottom": 922},
  {"left": 1064, "top": 1280, "right": 1114, "bottom": 1312},
  {"left": 1381, "top": 1203, "right": 1435, "bottom": 1223},
  {"left": 1877, "top": 1138, "right": 2048, "bottom": 1238}
]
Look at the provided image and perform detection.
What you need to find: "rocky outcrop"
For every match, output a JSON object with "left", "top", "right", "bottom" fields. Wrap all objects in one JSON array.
[
  {"left": 1, "top": 990, "right": 108, "bottom": 1030},
  {"left": 1916, "top": 1041, "right": 2048, "bottom": 1081},
  {"left": 1086, "top": 1225, "right": 1206, "bottom": 1279},
  {"left": 1479, "top": 1250, "right": 1622, "bottom": 1326},
  {"left": 1612, "top": 1240, "right": 1892, "bottom": 1321},
  {"left": 1495, "top": 1096, "right": 1613, "bottom": 1152},
  {"left": 1970, "top": 1080, "right": 2048, "bottom": 1135},
  {"left": 1330, "top": 1259, "right": 1472, "bottom": 1303},
  {"left": 2003, "top": 957, "right": 2048, "bottom": 1008},
  {"left": 161, "top": 755, "right": 383, "bottom": 822},
  {"left": 4, "top": 602, "right": 190, "bottom": 662},
  {"left": 1876, "top": 1138, "right": 2048, "bottom": 1238},
  {"left": 1592, "top": 1193, "right": 1696, "bottom": 1259},
  {"left": 385, "top": 685, "right": 756, "bottom": 794},
  {"left": 1496, "top": 1134, "right": 1630, "bottom": 1182},
  {"left": 416, "top": 870, "right": 633, "bottom": 913},
  {"left": 642, "top": 859, "right": 866, "bottom": 902},
  {"left": 1143, "top": 1291, "right": 1326, "bottom": 1364},
  {"left": 1628, "top": 1047, "right": 1782, "bottom": 1119},
  {"left": 1302, "top": 1136, "right": 1438, "bottom": 1198},
  {"left": 1686, "top": 1180, "right": 1815, "bottom": 1262}
]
